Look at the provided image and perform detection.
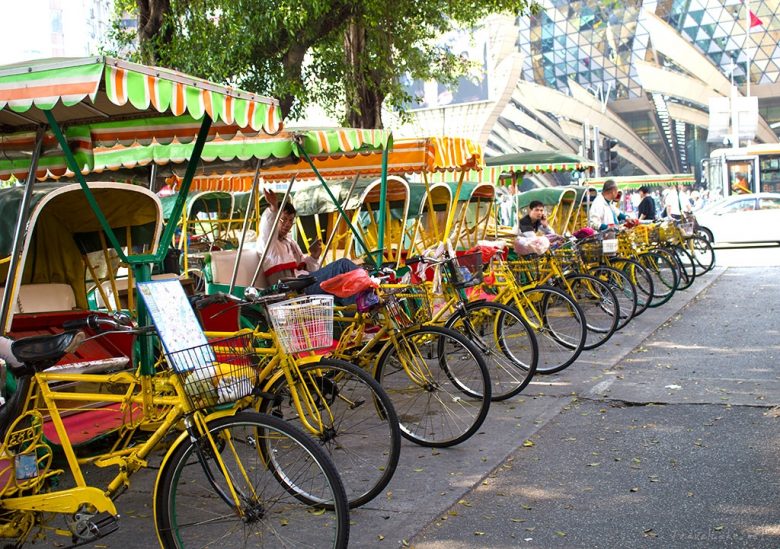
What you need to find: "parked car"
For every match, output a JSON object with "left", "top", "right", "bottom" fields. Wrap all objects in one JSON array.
[{"left": 693, "top": 192, "right": 780, "bottom": 243}]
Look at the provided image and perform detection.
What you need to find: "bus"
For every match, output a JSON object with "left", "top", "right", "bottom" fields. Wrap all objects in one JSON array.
[{"left": 704, "top": 143, "right": 780, "bottom": 198}]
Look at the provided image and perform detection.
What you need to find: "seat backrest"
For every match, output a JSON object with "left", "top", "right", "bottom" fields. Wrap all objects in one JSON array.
[
  {"left": 16, "top": 283, "right": 78, "bottom": 313},
  {"left": 208, "top": 248, "right": 267, "bottom": 288},
  {"left": 94, "top": 273, "right": 180, "bottom": 309}
]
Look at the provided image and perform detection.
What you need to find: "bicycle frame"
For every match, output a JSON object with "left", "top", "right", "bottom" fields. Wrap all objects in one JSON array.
[{"left": 0, "top": 363, "right": 249, "bottom": 544}]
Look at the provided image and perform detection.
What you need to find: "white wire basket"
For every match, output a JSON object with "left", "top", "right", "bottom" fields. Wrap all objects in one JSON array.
[{"left": 267, "top": 295, "right": 334, "bottom": 353}]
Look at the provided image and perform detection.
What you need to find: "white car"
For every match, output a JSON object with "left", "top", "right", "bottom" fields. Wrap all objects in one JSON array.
[{"left": 694, "top": 192, "right": 780, "bottom": 243}]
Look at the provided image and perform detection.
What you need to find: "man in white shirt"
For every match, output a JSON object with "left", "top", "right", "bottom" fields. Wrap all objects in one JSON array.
[
  {"left": 664, "top": 185, "right": 690, "bottom": 220},
  {"left": 257, "top": 189, "right": 358, "bottom": 296},
  {"left": 589, "top": 179, "right": 625, "bottom": 230}
]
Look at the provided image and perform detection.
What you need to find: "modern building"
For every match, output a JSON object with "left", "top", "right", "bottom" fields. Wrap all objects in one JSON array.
[{"left": 395, "top": 1, "right": 780, "bottom": 186}]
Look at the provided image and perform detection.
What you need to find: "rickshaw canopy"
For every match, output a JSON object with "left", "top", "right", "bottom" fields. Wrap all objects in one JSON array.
[
  {"left": 584, "top": 173, "right": 695, "bottom": 190},
  {"left": 0, "top": 57, "right": 282, "bottom": 182},
  {"left": 485, "top": 151, "right": 596, "bottom": 184},
  {"left": 260, "top": 136, "right": 482, "bottom": 182},
  {"left": 0, "top": 182, "right": 162, "bottom": 309},
  {"left": 516, "top": 187, "right": 574, "bottom": 209}
]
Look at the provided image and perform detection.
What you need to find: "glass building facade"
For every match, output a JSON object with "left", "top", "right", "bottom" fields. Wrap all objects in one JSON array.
[{"left": 505, "top": 0, "right": 780, "bottom": 180}]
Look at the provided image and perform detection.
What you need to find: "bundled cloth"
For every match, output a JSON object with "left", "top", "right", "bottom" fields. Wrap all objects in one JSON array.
[{"left": 513, "top": 234, "right": 550, "bottom": 256}]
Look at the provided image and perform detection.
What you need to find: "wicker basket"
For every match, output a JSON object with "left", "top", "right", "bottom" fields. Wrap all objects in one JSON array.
[
  {"left": 382, "top": 285, "right": 432, "bottom": 330},
  {"left": 166, "top": 333, "right": 257, "bottom": 411},
  {"left": 445, "top": 252, "right": 484, "bottom": 288},
  {"left": 267, "top": 295, "right": 334, "bottom": 354},
  {"left": 578, "top": 240, "right": 602, "bottom": 263}
]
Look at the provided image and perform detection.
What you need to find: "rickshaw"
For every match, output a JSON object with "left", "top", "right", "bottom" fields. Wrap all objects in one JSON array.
[
  {"left": 160, "top": 190, "right": 235, "bottom": 287},
  {"left": 515, "top": 187, "right": 579, "bottom": 235},
  {"left": 0, "top": 56, "right": 352, "bottom": 548}
]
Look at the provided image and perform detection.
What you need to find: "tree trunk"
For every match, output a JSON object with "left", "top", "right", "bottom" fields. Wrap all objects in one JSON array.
[
  {"left": 136, "top": 0, "right": 172, "bottom": 65},
  {"left": 344, "top": 21, "right": 384, "bottom": 129}
]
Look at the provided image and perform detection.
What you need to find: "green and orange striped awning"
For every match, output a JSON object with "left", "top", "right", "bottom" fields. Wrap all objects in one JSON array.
[
  {"left": 584, "top": 173, "right": 695, "bottom": 190},
  {"left": 0, "top": 57, "right": 282, "bottom": 180},
  {"left": 259, "top": 136, "right": 482, "bottom": 182}
]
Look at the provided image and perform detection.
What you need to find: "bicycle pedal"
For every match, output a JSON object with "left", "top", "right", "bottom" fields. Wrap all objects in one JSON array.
[{"left": 67, "top": 512, "right": 119, "bottom": 548}]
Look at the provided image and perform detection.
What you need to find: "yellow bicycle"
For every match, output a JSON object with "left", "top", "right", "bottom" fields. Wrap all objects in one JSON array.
[{"left": 0, "top": 315, "right": 349, "bottom": 548}]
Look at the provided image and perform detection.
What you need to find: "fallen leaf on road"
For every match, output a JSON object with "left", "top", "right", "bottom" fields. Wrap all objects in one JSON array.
[
  {"left": 523, "top": 440, "right": 535, "bottom": 447},
  {"left": 555, "top": 531, "right": 567, "bottom": 537}
]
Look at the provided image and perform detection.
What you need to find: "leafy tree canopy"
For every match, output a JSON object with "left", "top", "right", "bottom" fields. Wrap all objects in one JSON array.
[{"left": 106, "top": 0, "right": 540, "bottom": 127}]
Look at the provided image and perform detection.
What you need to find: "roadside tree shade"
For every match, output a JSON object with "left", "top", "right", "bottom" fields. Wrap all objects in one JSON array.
[{"left": 0, "top": 56, "right": 280, "bottom": 349}]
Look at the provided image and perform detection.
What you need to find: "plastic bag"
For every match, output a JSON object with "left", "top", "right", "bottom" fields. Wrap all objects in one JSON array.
[
  {"left": 319, "top": 269, "right": 378, "bottom": 298},
  {"left": 513, "top": 235, "right": 550, "bottom": 256}
]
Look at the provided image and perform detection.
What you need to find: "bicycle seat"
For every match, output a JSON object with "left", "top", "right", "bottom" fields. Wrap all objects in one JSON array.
[
  {"left": 10, "top": 331, "right": 85, "bottom": 376},
  {"left": 280, "top": 276, "right": 316, "bottom": 292}
]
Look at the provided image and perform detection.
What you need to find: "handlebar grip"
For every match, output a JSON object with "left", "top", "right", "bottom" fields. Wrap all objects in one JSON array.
[
  {"left": 63, "top": 315, "right": 100, "bottom": 331},
  {"left": 190, "top": 292, "right": 237, "bottom": 310},
  {"left": 405, "top": 256, "right": 423, "bottom": 266}
]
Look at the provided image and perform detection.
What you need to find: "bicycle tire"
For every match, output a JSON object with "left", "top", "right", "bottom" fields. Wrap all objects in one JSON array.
[
  {"left": 636, "top": 251, "right": 678, "bottom": 307},
  {"left": 669, "top": 245, "right": 697, "bottom": 291},
  {"left": 588, "top": 265, "right": 637, "bottom": 330},
  {"left": 155, "top": 410, "right": 349, "bottom": 549},
  {"left": 688, "top": 235, "right": 715, "bottom": 274},
  {"left": 562, "top": 273, "right": 620, "bottom": 350},
  {"left": 610, "top": 258, "right": 654, "bottom": 317},
  {"left": 444, "top": 300, "right": 539, "bottom": 401},
  {"left": 257, "top": 357, "right": 401, "bottom": 509},
  {"left": 374, "top": 325, "right": 491, "bottom": 448},
  {"left": 509, "top": 285, "right": 587, "bottom": 374}
]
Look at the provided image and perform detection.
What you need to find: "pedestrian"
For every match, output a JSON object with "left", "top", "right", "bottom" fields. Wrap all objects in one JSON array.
[{"left": 636, "top": 185, "right": 656, "bottom": 221}]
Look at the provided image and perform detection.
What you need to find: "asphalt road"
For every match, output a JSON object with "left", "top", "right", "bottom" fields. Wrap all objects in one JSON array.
[{"left": 69, "top": 246, "right": 778, "bottom": 549}]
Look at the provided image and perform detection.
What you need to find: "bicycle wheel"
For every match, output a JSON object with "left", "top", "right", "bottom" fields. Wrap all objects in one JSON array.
[
  {"left": 688, "top": 235, "right": 715, "bottom": 274},
  {"left": 611, "top": 258, "right": 654, "bottom": 317},
  {"left": 636, "top": 250, "right": 678, "bottom": 307},
  {"left": 257, "top": 357, "right": 401, "bottom": 509},
  {"left": 669, "top": 245, "right": 697, "bottom": 291},
  {"left": 374, "top": 326, "right": 491, "bottom": 448},
  {"left": 589, "top": 266, "right": 637, "bottom": 330},
  {"left": 155, "top": 410, "right": 349, "bottom": 549},
  {"left": 444, "top": 301, "right": 538, "bottom": 401},
  {"left": 510, "top": 285, "right": 587, "bottom": 374},
  {"left": 562, "top": 274, "right": 620, "bottom": 350}
]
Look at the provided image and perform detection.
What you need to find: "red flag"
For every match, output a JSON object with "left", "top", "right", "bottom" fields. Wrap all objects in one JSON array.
[{"left": 749, "top": 9, "right": 763, "bottom": 28}]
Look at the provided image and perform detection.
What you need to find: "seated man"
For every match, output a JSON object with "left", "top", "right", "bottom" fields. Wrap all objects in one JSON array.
[
  {"left": 518, "top": 200, "right": 554, "bottom": 235},
  {"left": 257, "top": 189, "right": 359, "bottom": 298}
]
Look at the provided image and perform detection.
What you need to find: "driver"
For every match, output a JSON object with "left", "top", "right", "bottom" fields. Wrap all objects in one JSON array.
[{"left": 257, "top": 189, "right": 359, "bottom": 295}]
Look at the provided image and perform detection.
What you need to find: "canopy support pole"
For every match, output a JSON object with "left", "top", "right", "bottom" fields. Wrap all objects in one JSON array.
[
  {"left": 322, "top": 174, "right": 360, "bottom": 263},
  {"left": 376, "top": 141, "right": 390, "bottom": 268},
  {"left": 0, "top": 126, "right": 45, "bottom": 335},
  {"left": 229, "top": 159, "right": 262, "bottom": 294},
  {"left": 296, "top": 142, "right": 383, "bottom": 269},
  {"left": 422, "top": 172, "right": 441, "bottom": 242},
  {"left": 442, "top": 169, "right": 467, "bottom": 245}
]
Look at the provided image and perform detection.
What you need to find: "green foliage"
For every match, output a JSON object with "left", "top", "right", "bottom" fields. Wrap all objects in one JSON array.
[{"left": 103, "top": 0, "right": 541, "bottom": 127}]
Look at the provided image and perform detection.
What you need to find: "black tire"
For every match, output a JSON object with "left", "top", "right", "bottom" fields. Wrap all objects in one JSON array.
[
  {"left": 508, "top": 285, "right": 587, "bottom": 374},
  {"left": 562, "top": 273, "right": 620, "bottom": 349},
  {"left": 155, "top": 411, "right": 349, "bottom": 549},
  {"left": 610, "top": 258, "right": 654, "bottom": 317},
  {"left": 636, "top": 251, "right": 678, "bottom": 307},
  {"left": 257, "top": 357, "right": 401, "bottom": 508},
  {"left": 374, "top": 326, "right": 491, "bottom": 447},
  {"left": 669, "top": 245, "right": 697, "bottom": 291},
  {"left": 688, "top": 235, "right": 715, "bottom": 274},
  {"left": 444, "top": 301, "right": 539, "bottom": 400}
]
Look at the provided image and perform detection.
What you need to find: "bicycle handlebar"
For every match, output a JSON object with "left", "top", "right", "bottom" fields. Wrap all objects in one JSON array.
[{"left": 62, "top": 314, "right": 155, "bottom": 335}]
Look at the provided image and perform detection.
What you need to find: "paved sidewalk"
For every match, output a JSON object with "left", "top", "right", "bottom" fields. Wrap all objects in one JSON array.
[{"left": 406, "top": 266, "right": 780, "bottom": 549}]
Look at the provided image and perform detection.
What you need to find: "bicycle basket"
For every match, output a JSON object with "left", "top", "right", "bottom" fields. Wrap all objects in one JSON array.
[
  {"left": 680, "top": 222, "right": 695, "bottom": 238},
  {"left": 578, "top": 240, "right": 602, "bottom": 263},
  {"left": 445, "top": 252, "right": 484, "bottom": 288},
  {"left": 382, "top": 285, "right": 432, "bottom": 330},
  {"left": 267, "top": 295, "right": 334, "bottom": 354},
  {"left": 167, "top": 333, "right": 257, "bottom": 411}
]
